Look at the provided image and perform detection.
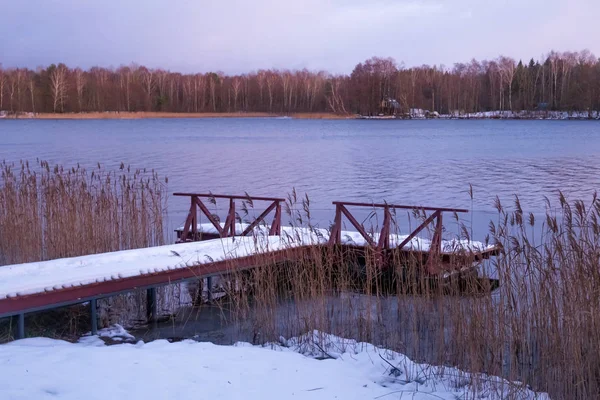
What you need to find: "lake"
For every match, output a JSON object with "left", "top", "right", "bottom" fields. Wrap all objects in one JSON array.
[{"left": 1, "top": 118, "right": 599, "bottom": 240}]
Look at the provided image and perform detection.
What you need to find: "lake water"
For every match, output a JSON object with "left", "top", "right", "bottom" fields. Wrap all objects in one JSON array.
[{"left": 1, "top": 118, "right": 599, "bottom": 240}]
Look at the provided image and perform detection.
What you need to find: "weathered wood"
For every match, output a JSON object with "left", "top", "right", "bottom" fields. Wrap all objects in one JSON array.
[
  {"left": 396, "top": 211, "right": 439, "bottom": 250},
  {"left": 339, "top": 205, "right": 376, "bottom": 247},
  {"left": 241, "top": 201, "right": 278, "bottom": 236},
  {"left": 195, "top": 197, "right": 224, "bottom": 236}
]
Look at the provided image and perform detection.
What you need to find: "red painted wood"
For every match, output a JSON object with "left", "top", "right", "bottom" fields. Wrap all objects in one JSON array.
[
  {"left": 377, "top": 206, "right": 391, "bottom": 250},
  {"left": 328, "top": 204, "right": 342, "bottom": 245},
  {"left": 174, "top": 193, "right": 285, "bottom": 202},
  {"left": 396, "top": 211, "right": 439, "bottom": 250},
  {"left": 195, "top": 197, "right": 224, "bottom": 236},
  {"left": 331, "top": 201, "right": 467, "bottom": 213},
  {"left": 269, "top": 202, "right": 282, "bottom": 236},
  {"left": 339, "top": 205, "right": 376, "bottom": 247},
  {"left": 241, "top": 201, "right": 277, "bottom": 236},
  {"left": 0, "top": 246, "right": 312, "bottom": 316}
]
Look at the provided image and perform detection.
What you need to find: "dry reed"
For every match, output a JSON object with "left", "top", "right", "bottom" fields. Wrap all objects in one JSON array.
[
  {"left": 0, "top": 159, "right": 170, "bottom": 335},
  {"left": 206, "top": 190, "right": 600, "bottom": 400}
]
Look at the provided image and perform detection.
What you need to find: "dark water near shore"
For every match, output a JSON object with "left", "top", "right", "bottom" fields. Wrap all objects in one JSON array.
[{"left": 1, "top": 118, "right": 599, "bottom": 241}]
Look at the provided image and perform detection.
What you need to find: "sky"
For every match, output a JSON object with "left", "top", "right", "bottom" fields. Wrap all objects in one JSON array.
[{"left": 1, "top": 0, "right": 599, "bottom": 74}]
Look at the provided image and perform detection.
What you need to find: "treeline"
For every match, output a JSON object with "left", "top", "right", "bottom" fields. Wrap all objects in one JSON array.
[{"left": 1, "top": 50, "right": 599, "bottom": 115}]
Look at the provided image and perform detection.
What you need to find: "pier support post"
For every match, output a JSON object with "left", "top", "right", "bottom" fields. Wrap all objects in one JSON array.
[
  {"left": 147, "top": 287, "right": 157, "bottom": 323},
  {"left": 206, "top": 277, "right": 213, "bottom": 302},
  {"left": 90, "top": 299, "right": 98, "bottom": 335},
  {"left": 17, "top": 313, "right": 25, "bottom": 340}
]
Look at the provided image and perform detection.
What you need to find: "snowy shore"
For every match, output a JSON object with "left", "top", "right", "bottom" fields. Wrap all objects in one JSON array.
[
  {"left": 361, "top": 109, "right": 600, "bottom": 120},
  {"left": 0, "top": 328, "right": 548, "bottom": 400}
]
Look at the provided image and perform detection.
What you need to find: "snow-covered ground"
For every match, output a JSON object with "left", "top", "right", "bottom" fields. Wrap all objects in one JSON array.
[
  {"left": 409, "top": 109, "right": 600, "bottom": 120},
  {"left": 0, "top": 224, "right": 493, "bottom": 301},
  {"left": 0, "top": 329, "right": 548, "bottom": 400}
]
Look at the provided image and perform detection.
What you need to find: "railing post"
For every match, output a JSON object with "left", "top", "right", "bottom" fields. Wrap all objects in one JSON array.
[
  {"left": 426, "top": 211, "right": 444, "bottom": 275},
  {"left": 377, "top": 206, "right": 391, "bottom": 250},
  {"left": 273, "top": 201, "right": 282, "bottom": 236},
  {"left": 435, "top": 211, "right": 443, "bottom": 254},
  {"left": 90, "top": 298, "right": 98, "bottom": 335},
  {"left": 328, "top": 204, "right": 342, "bottom": 245},
  {"left": 229, "top": 198, "right": 236, "bottom": 237},
  {"left": 191, "top": 195, "right": 198, "bottom": 241}
]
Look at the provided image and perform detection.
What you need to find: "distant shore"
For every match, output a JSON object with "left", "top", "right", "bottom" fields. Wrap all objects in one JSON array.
[
  {"left": 0, "top": 111, "right": 352, "bottom": 120},
  {"left": 1, "top": 110, "right": 599, "bottom": 121}
]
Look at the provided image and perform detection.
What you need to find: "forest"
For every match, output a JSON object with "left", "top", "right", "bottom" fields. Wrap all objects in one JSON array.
[{"left": 1, "top": 50, "right": 599, "bottom": 116}]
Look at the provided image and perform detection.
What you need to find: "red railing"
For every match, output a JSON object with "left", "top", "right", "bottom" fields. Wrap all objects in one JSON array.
[
  {"left": 174, "top": 193, "right": 285, "bottom": 242},
  {"left": 328, "top": 201, "right": 469, "bottom": 274}
]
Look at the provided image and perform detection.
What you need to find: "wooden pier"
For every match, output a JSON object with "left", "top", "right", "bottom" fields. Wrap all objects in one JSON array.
[{"left": 0, "top": 193, "right": 500, "bottom": 340}]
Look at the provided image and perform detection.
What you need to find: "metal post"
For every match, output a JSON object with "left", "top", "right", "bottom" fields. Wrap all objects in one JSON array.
[
  {"left": 206, "top": 277, "right": 213, "bottom": 302},
  {"left": 17, "top": 313, "right": 25, "bottom": 339},
  {"left": 147, "top": 287, "right": 157, "bottom": 322},
  {"left": 90, "top": 298, "right": 98, "bottom": 335}
]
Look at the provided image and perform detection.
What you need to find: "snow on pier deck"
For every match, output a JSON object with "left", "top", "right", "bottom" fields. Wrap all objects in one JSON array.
[{"left": 0, "top": 224, "right": 495, "bottom": 318}]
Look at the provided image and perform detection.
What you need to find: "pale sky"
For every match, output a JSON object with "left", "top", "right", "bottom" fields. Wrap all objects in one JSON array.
[{"left": 1, "top": 0, "right": 599, "bottom": 74}]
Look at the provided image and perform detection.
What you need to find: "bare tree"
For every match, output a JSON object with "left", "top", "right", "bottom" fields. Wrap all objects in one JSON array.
[
  {"left": 0, "top": 66, "right": 6, "bottom": 110},
  {"left": 140, "top": 67, "right": 154, "bottom": 111},
  {"left": 74, "top": 68, "right": 86, "bottom": 112},
  {"left": 208, "top": 73, "right": 218, "bottom": 112},
  {"left": 50, "top": 65, "right": 68, "bottom": 112},
  {"left": 232, "top": 77, "right": 241, "bottom": 111},
  {"left": 266, "top": 72, "right": 276, "bottom": 112},
  {"left": 8, "top": 70, "right": 17, "bottom": 112},
  {"left": 28, "top": 72, "right": 36, "bottom": 113},
  {"left": 325, "top": 76, "right": 347, "bottom": 114},
  {"left": 498, "top": 56, "right": 516, "bottom": 110}
]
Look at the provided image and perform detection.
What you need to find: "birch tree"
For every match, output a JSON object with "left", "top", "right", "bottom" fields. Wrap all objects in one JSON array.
[{"left": 50, "top": 65, "right": 68, "bottom": 112}]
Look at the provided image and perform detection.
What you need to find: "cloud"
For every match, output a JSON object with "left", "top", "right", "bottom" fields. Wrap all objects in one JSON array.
[{"left": 0, "top": 0, "right": 598, "bottom": 74}]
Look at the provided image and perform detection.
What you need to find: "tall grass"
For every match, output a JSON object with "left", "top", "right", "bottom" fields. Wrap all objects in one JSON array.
[
  {"left": 0, "top": 160, "right": 167, "bottom": 264},
  {"left": 211, "top": 191, "right": 600, "bottom": 399},
  {"left": 0, "top": 159, "right": 170, "bottom": 333}
]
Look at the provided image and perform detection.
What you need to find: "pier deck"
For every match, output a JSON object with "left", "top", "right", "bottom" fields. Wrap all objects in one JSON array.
[{"left": 0, "top": 193, "right": 500, "bottom": 339}]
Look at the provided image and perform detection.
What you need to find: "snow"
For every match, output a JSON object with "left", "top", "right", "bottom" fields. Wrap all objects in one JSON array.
[
  {"left": 0, "top": 329, "right": 548, "bottom": 400},
  {"left": 179, "top": 223, "right": 492, "bottom": 253},
  {"left": 410, "top": 109, "right": 600, "bottom": 120},
  {"left": 96, "top": 324, "right": 135, "bottom": 340},
  {"left": 0, "top": 224, "right": 493, "bottom": 301},
  {"left": 0, "top": 235, "right": 288, "bottom": 300}
]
